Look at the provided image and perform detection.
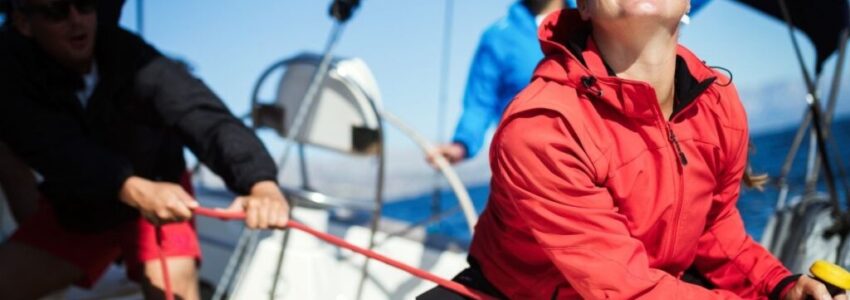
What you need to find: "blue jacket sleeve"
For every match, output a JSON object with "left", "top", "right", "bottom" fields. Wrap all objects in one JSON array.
[{"left": 452, "top": 38, "right": 503, "bottom": 158}]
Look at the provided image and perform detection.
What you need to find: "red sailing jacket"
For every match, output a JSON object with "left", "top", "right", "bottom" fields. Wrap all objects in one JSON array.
[{"left": 469, "top": 10, "right": 792, "bottom": 299}]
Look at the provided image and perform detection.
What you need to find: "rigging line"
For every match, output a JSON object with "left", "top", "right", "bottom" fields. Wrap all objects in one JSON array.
[
  {"left": 775, "top": 110, "right": 812, "bottom": 209},
  {"left": 810, "top": 30, "right": 850, "bottom": 209},
  {"left": 777, "top": 0, "right": 841, "bottom": 217}
]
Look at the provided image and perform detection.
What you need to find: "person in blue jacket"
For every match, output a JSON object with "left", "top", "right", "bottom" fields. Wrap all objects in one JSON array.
[
  {"left": 429, "top": 0, "right": 568, "bottom": 164},
  {"left": 428, "top": 0, "right": 711, "bottom": 165}
]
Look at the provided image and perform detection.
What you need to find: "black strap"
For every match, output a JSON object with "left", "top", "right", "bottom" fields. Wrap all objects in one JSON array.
[
  {"left": 416, "top": 256, "right": 508, "bottom": 300},
  {"left": 770, "top": 274, "right": 802, "bottom": 300}
]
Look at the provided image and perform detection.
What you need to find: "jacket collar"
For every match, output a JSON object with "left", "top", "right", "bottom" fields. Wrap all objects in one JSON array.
[{"left": 534, "top": 9, "right": 717, "bottom": 121}]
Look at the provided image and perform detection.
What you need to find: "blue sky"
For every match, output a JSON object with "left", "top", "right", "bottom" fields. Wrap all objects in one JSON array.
[{"left": 114, "top": 0, "right": 517, "bottom": 149}]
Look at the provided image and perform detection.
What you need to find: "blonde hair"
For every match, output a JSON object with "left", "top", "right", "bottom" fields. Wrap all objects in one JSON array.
[
  {"left": 743, "top": 143, "right": 769, "bottom": 191},
  {"left": 743, "top": 166, "right": 769, "bottom": 191}
]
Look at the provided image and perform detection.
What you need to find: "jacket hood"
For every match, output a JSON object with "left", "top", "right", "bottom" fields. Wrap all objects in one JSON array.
[{"left": 533, "top": 9, "right": 719, "bottom": 120}]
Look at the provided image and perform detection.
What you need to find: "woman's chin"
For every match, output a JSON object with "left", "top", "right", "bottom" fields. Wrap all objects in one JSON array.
[
  {"left": 621, "top": 0, "right": 683, "bottom": 19},
  {"left": 633, "top": 1, "right": 660, "bottom": 12}
]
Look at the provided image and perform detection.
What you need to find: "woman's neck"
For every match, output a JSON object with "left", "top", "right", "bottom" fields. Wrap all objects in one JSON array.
[{"left": 592, "top": 23, "right": 679, "bottom": 119}]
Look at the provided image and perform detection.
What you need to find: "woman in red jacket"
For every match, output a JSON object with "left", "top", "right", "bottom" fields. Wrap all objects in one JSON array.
[{"left": 466, "top": 1, "right": 844, "bottom": 299}]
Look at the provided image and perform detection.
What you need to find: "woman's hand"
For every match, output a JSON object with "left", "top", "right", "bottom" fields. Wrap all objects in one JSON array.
[{"left": 784, "top": 276, "right": 848, "bottom": 300}]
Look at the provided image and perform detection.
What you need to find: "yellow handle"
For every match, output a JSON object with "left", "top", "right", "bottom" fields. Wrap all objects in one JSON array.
[{"left": 810, "top": 260, "right": 850, "bottom": 290}]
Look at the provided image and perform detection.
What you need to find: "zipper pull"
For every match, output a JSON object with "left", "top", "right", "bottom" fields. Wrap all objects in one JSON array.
[{"left": 667, "top": 125, "right": 688, "bottom": 166}]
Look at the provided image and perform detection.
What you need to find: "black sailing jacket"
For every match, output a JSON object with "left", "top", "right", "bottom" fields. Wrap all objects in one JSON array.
[{"left": 0, "top": 24, "right": 277, "bottom": 232}]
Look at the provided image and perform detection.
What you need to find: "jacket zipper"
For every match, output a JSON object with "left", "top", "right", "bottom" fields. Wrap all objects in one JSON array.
[
  {"left": 667, "top": 94, "right": 702, "bottom": 167},
  {"left": 661, "top": 87, "right": 711, "bottom": 265},
  {"left": 606, "top": 76, "right": 710, "bottom": 262},
  {"left": 667, "top": 124, "right": 688, "bottom": 166},
  {"left": 662, "top": 82, "right": 713, "bottom": 261},
  {"left": 664, "top": 121, "right": 686, "bottom": 262},
  {"left": 662, "top": 96, "right": 694, "bottom": 262}
]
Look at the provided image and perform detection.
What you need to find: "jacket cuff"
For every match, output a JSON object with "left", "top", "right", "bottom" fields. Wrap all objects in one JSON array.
[
  {"left": 770, "top": 274, "right": 801, "bottom": 300},
  {"left": 109, "top": 161, "right": 135, "bottom": 201},
  {"left": 232, "top": 172, "right": 278, "bottom": 195}
]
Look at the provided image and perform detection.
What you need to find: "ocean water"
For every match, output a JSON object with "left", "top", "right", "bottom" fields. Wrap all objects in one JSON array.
[{"left": 380, "top": 117, "right": 850, "bottom": 246}]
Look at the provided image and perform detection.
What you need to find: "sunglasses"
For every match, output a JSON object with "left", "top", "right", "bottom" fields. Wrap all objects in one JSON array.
[{"left": 19, "top": 0, "right": 96, "bottom": 22}]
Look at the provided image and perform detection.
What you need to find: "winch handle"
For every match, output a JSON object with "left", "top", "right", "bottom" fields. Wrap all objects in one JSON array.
[{"left": 810, "top": 260, "right": 850, "bottom": 298}]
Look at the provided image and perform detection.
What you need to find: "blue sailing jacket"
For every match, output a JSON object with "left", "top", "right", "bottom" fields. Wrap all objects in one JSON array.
[{"left": 451, "top": 1, "right": 545, "bottom": 158}]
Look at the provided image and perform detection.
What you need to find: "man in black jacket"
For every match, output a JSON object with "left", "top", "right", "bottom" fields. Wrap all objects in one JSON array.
[{"left": 0, "top": 0, "right": 289, "bottom": 298}]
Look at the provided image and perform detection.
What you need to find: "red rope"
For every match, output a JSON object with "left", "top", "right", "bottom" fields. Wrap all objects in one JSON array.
[
  {"left": 155, "top": 226, "right": 175, "bottom": 300},
  {"left": 191, "top": 207, "right": 496, "bottom": 300}
]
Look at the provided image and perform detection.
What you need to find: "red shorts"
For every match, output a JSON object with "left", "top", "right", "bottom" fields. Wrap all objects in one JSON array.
[{"left": 9, "top": 177, "right": 201, "bottom": 288}]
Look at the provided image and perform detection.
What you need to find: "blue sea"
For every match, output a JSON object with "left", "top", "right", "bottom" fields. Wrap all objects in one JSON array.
[{"left": 378, "top": 117, "right": 850, "bottom": 246}]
